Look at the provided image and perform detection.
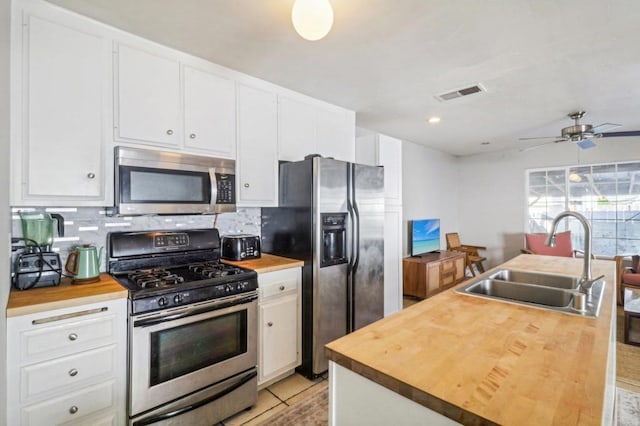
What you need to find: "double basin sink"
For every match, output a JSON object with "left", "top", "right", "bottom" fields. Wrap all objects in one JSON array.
[{"left": 456, "top": 269, "right": 605, "bottom": 317}]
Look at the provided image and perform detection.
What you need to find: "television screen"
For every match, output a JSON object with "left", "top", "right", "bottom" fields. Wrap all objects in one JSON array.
[{"left": 410, "top": 218, "right": 440, "bottom": 256}]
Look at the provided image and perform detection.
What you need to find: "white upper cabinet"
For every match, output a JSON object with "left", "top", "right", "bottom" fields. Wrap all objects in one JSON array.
[
  {"left": 183, "top": 65, "right": 236, "bottom": 157},
  {"left": 278, "top": 96, "right": 355, "bottom": 163},
  {"left": 237, "top": 84, "right": 278, "bottom": 207},
  {"left": 116, "top": 44, "right": 181, "bottom": 147},
  {"left": 356, "top": 132, "right": 402, "bottom": 206},
  {"left": 115, "top": 44, "right": 237, "bottom": 158},
  {"left": 316, "top": 107, "right": 355, "bottom": 162},
  {"left": 278, "top": 97, "right": 316, "bottom": 162},
  {"left": 10, "top": 5, "right": 112, "bottom": 206}
]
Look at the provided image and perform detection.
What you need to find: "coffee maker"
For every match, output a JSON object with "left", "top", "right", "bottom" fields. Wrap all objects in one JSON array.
[{"left": 13, "top": 211, "right": 65, "bottom": 290}]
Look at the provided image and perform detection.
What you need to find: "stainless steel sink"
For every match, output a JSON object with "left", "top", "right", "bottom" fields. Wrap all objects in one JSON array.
[
  {"left": 456, "top": 269, "right": 605, "bottom": 317},
  {"left": 487, "top": 269, "right": 579, "bottom": 290}
]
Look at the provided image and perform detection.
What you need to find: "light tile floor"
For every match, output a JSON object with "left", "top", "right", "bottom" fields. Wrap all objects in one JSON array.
[
  {"left": 222, "top": 298, "right": 417, "bottom": 425},
  {"left": 221, "top": 372, "right": 327, "bottom": 426}
]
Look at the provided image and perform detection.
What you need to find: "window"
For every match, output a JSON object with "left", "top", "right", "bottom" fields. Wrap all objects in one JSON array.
[{"left": 526, "top": 161, "right": 640, "bottom": 256}]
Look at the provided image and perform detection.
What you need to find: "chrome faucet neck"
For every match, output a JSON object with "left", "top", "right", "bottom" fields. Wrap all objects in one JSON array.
[{"left": 546, "top": 211, "right": 593, "bottom": 294}]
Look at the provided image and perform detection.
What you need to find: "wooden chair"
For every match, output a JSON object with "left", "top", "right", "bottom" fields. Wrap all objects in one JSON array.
[
  {"left": 445, "top": 232, "right": 486, "bottom": 277},
  {"left": 521, "top": 231, "right": 594, "bottom": 259},
  {"left": 615, "top": 255, "right": 640, "bottom": 306}
]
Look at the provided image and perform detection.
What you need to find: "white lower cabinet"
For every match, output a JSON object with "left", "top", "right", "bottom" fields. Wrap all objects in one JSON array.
[
  {"left": 6, "top": 299, "right": 127, "bottom": 426},
  {"left": 257, "top": 267, "right": 302, "bottom": 388}
]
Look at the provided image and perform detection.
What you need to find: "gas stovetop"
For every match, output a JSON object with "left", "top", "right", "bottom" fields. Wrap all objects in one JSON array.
[{"left": 108, "top": 229, "right": 258, "bottom": 314}]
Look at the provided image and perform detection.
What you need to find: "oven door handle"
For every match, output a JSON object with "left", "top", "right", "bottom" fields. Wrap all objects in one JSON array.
[
  {"left": 133, "top": 294, "right": 257, "bottom": 328},
  {"left": 132, "top": 368, "right": 257, "bottom": 426}
]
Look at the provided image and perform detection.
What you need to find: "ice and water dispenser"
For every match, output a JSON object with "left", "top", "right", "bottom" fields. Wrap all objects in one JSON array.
[{"left": 320, "top": 213, "right": 347, "bottom": 267}]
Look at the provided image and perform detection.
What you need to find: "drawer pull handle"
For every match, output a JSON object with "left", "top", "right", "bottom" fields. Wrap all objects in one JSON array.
[
  {"left": 244, "top": 183, "right": 250, "bottom": 188},
  {"left": 267, "top": 321, "right": 273, "bottom": 327},
  {"left": 69, "top": 368, "right": 78, "bottom": 377},
  {"left": 69, "top": 406, "right": 78, "bottom": 414},
  {"left": 32, "top": 307, "right": 108, "bottom": 325},
  {"left": 166, "top": 129, "right": 174, "bottom": 135},
  {"left": 87, "top": 172, "right": 95, "bottom": 179},
  {"left": 68, "top": 333, "right": 78, "bottom": 341},
  {"left": 189, "top": 133, "right": 196, "bottom": 139},
  {"left": 279, "top": 285, "right": 285, "bottom": 291}
]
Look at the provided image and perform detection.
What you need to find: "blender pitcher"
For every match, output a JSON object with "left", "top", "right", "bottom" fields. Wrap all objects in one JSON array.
[{"left": 19, "top": 211, "right": 65, "bottom": 251}]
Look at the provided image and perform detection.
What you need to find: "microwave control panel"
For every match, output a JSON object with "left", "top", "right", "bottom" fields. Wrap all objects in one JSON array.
[{"left": 216, "top": 173, "right": 236, "bottom": 204}]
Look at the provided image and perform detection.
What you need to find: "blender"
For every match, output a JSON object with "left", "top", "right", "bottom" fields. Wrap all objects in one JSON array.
[{"left": 14, "top": 211, "right": 65, "bottom": 290}]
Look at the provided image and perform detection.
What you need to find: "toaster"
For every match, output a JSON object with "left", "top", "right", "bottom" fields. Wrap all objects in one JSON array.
[{"left": 221, "top": 234, "right": 261, "bottom": 261}]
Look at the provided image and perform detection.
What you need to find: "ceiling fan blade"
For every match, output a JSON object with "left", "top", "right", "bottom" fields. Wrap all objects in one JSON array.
[
  {"left": 601, "top": 130, "right": 640, "bottom": 138},
  {"left": 518, "top": 136, "right": 562, "bottom": 141},
  {"left": 576, "top": 139, "right": 597, "bottom": 150},
  {"left": 591, "top": 123, "right": 622, "bottom": 133},
  {"left": 518, "top": 140, "right": 558, "bottom": 152}
]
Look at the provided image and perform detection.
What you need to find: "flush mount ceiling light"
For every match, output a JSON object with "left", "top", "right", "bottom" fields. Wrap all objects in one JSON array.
[
  {"left": 427, "top": 116, "right": 441, "bottom": 124},
  {"left": 291, "top": 0, "right": 334, "bottom": 41}
]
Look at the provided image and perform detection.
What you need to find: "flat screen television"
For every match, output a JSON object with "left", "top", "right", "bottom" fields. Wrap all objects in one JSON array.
[{"left": 409, "top": 218, "right": 440, "bottom": 256}]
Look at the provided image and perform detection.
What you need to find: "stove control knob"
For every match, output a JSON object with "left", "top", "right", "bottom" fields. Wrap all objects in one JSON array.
[
  {"left": 174, "top": 294, "right": 184, "bottom": 304},
  {"left": 225, "top": 284, "right": 233, "bottom": 293},
  {"left": 158, "top": 297, "right": 168, "bottom": 307}
]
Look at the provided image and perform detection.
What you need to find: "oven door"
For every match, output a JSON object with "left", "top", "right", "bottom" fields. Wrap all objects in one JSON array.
[{"left": 129, "top": 292, "right": 257, "bottom": 416}]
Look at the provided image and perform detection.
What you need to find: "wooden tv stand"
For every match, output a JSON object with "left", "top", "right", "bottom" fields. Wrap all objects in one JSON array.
[{"left": 402, "top": 251, "right": 466, "bottom": 299}]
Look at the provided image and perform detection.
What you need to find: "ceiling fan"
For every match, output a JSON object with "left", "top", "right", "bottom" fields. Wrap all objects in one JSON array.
[{"left": 518, "top": 111, "right": 640, "bottom": 150}]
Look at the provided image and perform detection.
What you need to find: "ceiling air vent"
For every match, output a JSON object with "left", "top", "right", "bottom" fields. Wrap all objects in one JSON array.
[{"left": 435, "top": 83, "right": 486, "bottom": 102}]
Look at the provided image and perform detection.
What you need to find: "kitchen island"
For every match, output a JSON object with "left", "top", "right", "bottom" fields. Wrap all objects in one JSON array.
[{"left": 325, "top": 255, "right": 616, "bottom": 425}]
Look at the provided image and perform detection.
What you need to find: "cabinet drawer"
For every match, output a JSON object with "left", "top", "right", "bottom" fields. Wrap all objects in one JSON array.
[
  {"left": 21, "top": 344, "right": 116, "bottom": 402},
  {"left": 259, "top": 268, "right": 301, "bottom": 300},
  {"left": 21, "top": 380, "right": 116, "bottom": 425},
  {"left": 20, "top": 314, "right": 118, "bottom": 363}
]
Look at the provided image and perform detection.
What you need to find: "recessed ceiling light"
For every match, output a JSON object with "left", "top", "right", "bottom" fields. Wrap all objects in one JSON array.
[
  {"left": 427, "top": 117, "right": 441, "bottom": 124},
  {"left": 481, "top": 142, "right": 490, "bottom": 145}
]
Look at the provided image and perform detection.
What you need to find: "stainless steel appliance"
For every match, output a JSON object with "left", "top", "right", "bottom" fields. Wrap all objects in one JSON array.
[
  {"left": 114, "top": 146, "right": 236, "bottom": 215},
  {"left": 221, "top": 234, "right": 261, "bottom": 261},
  {"left": 13, "top": 211, "right": 65, "bottom": 289},
  {"left": 261, "top": 155, "right": 384, "bottom": 378},
  {"left": 107, "top": 228, "right": 258, "bottom": 426}
]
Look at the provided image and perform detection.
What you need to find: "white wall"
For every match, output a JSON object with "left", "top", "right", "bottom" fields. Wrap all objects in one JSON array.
[
  {"left": 0, "top": 0, "right": 11, "bottom": 419},
  {"left": 457, "top": 138, "right": 640, "bottom": 267},
  {"left": 402, "top": 141, "right": 460, "bottom": 256}
]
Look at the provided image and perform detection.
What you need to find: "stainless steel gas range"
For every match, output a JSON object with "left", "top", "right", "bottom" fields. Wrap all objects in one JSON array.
[{"left": 107, "top": 228, "right": 258, "bottom": 426}]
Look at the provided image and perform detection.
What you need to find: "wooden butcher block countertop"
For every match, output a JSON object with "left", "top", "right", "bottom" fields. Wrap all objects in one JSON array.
[
  {"left": 326, "top": 255, "right": 616, "bottom": 425},
  {"left": 6, "top": 273, "right": 128, "bottom": 317},
  {"left": 223, "top": 253, "right": 304, "bottom": 273}
]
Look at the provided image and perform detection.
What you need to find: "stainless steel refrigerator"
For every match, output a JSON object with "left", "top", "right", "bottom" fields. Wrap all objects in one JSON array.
[{"left": 261, "top": 156, "right": 384, "bottom": 378}]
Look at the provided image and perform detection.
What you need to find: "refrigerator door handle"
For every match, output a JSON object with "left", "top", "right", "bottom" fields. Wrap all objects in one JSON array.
[{"left": 346, "top": 166, "right": 355, "bottom": 332}]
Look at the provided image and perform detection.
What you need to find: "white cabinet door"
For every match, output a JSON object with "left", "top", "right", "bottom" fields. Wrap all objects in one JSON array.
[
  {"left": 377, "top": 134, "right": 402, "bottom": 205},
  {"left": 278, "top": 97, "right": 316, "bottom": 161},
  {"left": 116, "top": 44, "right": 181, "bottom": 146},
  {"left": 317, "top": 108, "right": 355, "bottom": 162},
  {"left": 237, "top": 84, "right": 278, "bottom": 206},
  {"left": 260, "top": 293, "right": 299, "bottom": 381},
  {"left": 183, "top": 65, "right": 236, "bottom": 157},
  {"left": 356, "top": 133, "right": 402, "bottom": 206},
  {"left": 384, "top": 205, "right": 403, "bottom": 316},
  {"left": 13, "top": 12, "right": 109, "bottom": 204}
]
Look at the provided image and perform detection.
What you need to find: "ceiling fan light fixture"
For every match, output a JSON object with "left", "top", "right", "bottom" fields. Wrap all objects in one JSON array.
[{"left": 292, "top": 0, "right": 334, "bottom": 41}]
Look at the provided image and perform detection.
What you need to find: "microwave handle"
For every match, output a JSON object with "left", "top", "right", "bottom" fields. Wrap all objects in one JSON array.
[{"left": 209, "top": 168, "right": 218, "bottom": 208}]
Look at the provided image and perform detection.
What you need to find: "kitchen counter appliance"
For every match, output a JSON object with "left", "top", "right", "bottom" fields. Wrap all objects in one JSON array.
[
  {"left": 113, "top": 146, "right": 236, "bottom": 216},
  {"left": 13, "top": 211, "right": 65, "bottom": 290},
  {"left": 221, "top": 234, "right": 261, "bottom": 261},
  {"left": 261, "top": 155, "right": 384, "bottom": 378},
  {"left": 107, "top": 228, "right": 258, "bottom": 426}
]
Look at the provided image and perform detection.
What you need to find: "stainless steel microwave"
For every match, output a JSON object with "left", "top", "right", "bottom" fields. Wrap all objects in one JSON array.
[{"left": 114, "top": 146, "right": 236, "bottom": 215}]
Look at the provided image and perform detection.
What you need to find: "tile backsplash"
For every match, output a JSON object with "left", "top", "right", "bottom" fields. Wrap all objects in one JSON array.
[{"left": 11, "top": 207, "right": 261, "bottom": 274}]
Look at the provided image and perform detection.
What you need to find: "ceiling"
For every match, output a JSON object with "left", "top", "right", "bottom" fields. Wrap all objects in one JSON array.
[{"left": 46, "top": 0, "right": 640, "bottom": 156}]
